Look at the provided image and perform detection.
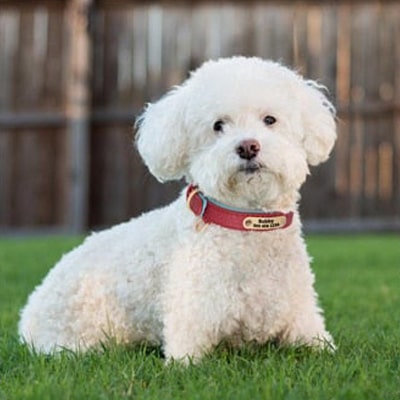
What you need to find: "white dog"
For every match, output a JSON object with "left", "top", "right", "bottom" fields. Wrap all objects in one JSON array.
[{"left": 19, "top": 57, "right": 336, "bottom": 361}]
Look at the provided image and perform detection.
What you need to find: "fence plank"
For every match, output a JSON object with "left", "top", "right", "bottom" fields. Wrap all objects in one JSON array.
[
  {"left": 393, "top": 4, "right": 400, "bottom": 216},
  {"left": 64, "top": 0, "right": 93, "bottom": 232},
  {"left": 334, "top": 3, "right": 352, "bottom": 218}
]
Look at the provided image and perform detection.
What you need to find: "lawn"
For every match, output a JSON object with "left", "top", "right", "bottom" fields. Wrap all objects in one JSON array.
[{"left": 0, "top": 235, "right": 399, "bottom": 400}]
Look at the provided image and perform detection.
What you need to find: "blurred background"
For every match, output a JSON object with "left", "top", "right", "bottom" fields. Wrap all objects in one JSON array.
[{"left": 0, "top": 0, "right": 399, "bottom": 234}]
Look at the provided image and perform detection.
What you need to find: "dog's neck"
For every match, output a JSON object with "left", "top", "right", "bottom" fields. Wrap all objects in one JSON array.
[{"left": 186, "top": 185, "right": 294, "bottom": 232}]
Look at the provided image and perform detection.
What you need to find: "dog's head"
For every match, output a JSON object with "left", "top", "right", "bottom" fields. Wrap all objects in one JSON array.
[{"left": 136, "top": 57, "right": 336, "bottom": 209}]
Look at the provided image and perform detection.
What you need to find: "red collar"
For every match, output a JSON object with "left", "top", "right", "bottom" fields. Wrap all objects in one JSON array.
[{"left": 186, "top": 185, "right": 294, "bottom": 232}]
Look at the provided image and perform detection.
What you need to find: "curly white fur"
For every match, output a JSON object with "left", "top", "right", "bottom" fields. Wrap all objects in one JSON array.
[{"left": 19, "top": 57, "right": 336, "bottom": 361}]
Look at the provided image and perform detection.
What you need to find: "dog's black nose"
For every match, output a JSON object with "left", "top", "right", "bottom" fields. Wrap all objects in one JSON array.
[{"left": 236, "top": 139, "right": 260, "bottom": 160}]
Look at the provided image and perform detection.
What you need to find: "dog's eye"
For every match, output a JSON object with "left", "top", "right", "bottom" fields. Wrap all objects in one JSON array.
[
  {"left": 213, "top": 120, "right": 224, "bottom": 133},
  {"left": 263, "top": 115, "right": 277, "bottom": 126}
]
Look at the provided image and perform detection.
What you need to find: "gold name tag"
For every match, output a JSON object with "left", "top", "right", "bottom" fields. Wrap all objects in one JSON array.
[{"left": 242, "top": 216, "right": 287, "bottom": 230}]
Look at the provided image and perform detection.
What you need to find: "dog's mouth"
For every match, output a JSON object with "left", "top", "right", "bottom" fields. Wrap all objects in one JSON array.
[{"left": 238, "top": 160, "right": 263, "bottom": 174}]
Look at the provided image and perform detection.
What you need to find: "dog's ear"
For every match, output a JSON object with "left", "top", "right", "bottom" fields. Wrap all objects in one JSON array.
[
  {"left": 300, "top": 81, "right": 337, "bottom": 166},
  {"left": 135, "top": 86, "right": 189, "bottom": 182}
]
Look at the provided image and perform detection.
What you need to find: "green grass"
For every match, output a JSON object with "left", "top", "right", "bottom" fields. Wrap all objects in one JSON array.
[{"left": 0, "top": 235, "right": 399, "bottom": 400}]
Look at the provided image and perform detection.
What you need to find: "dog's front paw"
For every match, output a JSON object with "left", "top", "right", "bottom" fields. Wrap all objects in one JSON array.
[
  {"left": 307, "top": 334, "right": 336, "bottom": 352},
  {"left": 283, "top": 331, "right": 336, "bottom": 353},
  {"left": 164, "top": 346, "right": 207, "bottom": 366},
  {"left": 164, "top": 353, "right": 197, "bottom": 366}
]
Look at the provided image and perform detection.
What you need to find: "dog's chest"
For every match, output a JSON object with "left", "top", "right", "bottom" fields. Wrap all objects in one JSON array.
[{"left": 194, "top": 229, "right": 304, "bottom": 341}]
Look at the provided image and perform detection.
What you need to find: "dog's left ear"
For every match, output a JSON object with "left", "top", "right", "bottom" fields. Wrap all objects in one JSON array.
[
  {"left": 135, "top": 85, "right": 189, "bottom": 182},
  {"left": 300, "top": 81, "right": 337, "bottom": 166}
]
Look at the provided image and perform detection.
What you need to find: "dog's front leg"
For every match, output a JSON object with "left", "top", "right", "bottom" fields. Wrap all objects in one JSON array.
[
  {"left": 279, "top": 300, "right": 335, "bottom": 351},
  {"left": 162, "top": 307, "right": 219, "bottom": 364},
  {"left": 161, "top": 255, "right": 232, "bottom": 363}
]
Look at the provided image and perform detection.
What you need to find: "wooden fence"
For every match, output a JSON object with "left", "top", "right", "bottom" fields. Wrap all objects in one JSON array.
[{"left": 0, "top": 0, "right": 399, "bottom": 233}]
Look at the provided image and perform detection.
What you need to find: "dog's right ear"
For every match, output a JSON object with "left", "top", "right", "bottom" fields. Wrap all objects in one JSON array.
[{"left": 135, "top": 86, "right": 189, "bottom": 182}]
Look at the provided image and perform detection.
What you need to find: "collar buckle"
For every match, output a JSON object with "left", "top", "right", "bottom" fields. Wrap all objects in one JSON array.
[{"left": 186, "top": 186, "right": 208, "bottom": 217}]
